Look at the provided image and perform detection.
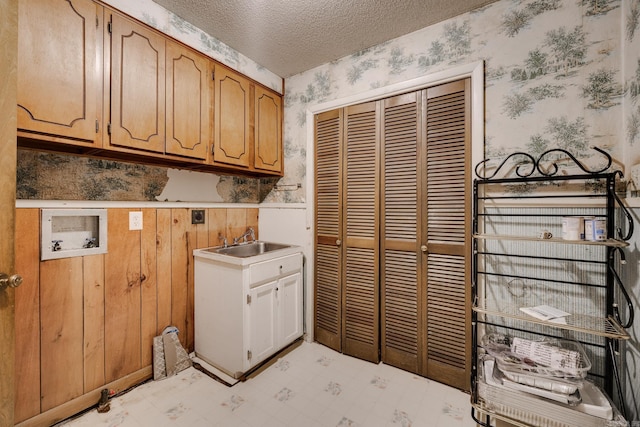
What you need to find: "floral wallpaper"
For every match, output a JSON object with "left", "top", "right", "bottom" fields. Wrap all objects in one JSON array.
[
  {"left": 16, "top": 150, "right": 261, "bottom": 203},
  {"left": 272, "top": 0, "right": 639, "bottom": 204}
]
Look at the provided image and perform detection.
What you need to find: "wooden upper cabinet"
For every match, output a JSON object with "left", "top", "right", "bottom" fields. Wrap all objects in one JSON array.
[
  {"left": 165, "top": 41, "right": 212, "bottom": 160},
  {"left": 213, "top": 67, "right": 251, "bottom": 168},
  {"left": 16, "top": 2, "right": 283, "bottom": 176},
  {"left": 108, "top": 12, "right": 166, "bottom": 153},
  {"left": 254, "top": 86, "right": 283, "bottom": 174},
  {"left": 17, "top": 0, "right": 102, "bottom": 146}
]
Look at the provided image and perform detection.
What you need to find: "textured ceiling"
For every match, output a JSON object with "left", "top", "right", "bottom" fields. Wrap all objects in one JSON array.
[{"left": 152, "top": 0, "right": 499, "bottom": 77}]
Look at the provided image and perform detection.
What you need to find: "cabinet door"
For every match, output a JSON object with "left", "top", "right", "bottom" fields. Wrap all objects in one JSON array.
[
  {"left": 248, "top": 281, "right": 277, "bottom": 366},
  {"left": 423, "top": 79, "right": 471, "bottom": 391},
  {"left": 165, "top": 41, "right": 211, "bottom": 160},
  {"left": 254, "top": 86, "right": 282, "bottom": 173},
  {"left": 213, "top": 67, "right": 251, "bottom": 167},
  {"left": 278, "top": 272, "right": 303, "bottom": 346},
  {"left": 109, "top": 12, "right": 165, "bottom": 153},
  {"left": 343, "top": 101, "right": 380, "bottom": 364},
  {"left": 17, "top": 0, "right": 102, "bottom": 146},
  {"left": 381, "top": 92, "right": 422, "bottom": 374},
  {"left": 314, "top": 109, "right": 343, "bottom": 352}
]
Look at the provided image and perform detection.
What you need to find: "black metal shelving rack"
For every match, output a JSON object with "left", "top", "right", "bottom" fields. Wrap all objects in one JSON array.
[{"left": 469, "top": 149, "right": 635, "bottom": 427}]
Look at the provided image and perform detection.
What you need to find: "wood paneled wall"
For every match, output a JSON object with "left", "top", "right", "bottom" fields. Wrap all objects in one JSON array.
[{"left": 14, "top": 207, "right": 258, "bottom": 425}]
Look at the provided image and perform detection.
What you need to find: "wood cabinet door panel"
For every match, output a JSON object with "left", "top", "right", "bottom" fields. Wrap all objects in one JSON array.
[
  {"left": 254, "top": 87, "right": 282, "bottom": 173},
  {"left": 166, "top": 42, "right": 211, "bottom": 160},
  {"left": 109, "top": 12, "right": 165, "bottom": 153},
  {"left": 17, "top": 0, "right": 101, "bottom": 145},
  {"left": 214, "top": 67, "right": 250, "bottom": 167}
]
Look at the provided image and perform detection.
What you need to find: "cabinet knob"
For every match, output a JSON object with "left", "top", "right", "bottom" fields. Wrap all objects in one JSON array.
[
  {"left": 336, "top": 239, "right": 342, "bottom": 246},
  {"left": 420, "top": 245, "right": 428, "bottom": 253}
]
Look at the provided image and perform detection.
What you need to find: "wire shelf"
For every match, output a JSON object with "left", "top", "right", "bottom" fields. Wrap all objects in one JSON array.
[
  {"left": 473, "top": 234, "right": 629, "bottom": 248},
  {"left": 473, "top": 305, "right": 629, "bottom": 340}
]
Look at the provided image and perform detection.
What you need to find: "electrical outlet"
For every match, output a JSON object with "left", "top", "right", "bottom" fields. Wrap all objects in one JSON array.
[
  {"left": 191, "top": 209, "right": 205, "bottom": 224},
  {"left": 129, "top": 211, "right": 143, "bottom": 230}
]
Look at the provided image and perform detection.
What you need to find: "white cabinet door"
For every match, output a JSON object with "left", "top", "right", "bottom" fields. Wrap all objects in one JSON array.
[
  {"left": 279, "top": 272, "right": 303, "bottom": 346},
  {"left": 248, "top": 280, "right": 278, "bottom": 367}
]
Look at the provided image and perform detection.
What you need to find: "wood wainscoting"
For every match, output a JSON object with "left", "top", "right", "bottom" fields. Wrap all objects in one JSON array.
[{"left": 14, "top": 207, "right": 258, "bottom": 426}]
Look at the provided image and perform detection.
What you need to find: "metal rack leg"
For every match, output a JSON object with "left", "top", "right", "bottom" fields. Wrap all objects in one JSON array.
[
  {"left": 471, "top": 407, "right": 491, "bottom": 427},
  {"left": 608, "top": 340, "right": 627, "bottom": 420}
]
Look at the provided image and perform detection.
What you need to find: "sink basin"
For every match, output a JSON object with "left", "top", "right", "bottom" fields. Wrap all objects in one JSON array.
[{"left": 203, "top": 241, "right": 291, "bottom": 258}]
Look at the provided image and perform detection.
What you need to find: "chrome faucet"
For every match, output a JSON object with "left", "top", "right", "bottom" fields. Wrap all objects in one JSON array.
[
  {"left": 233, "top": 227, "right": 255, "bottom": 245},
  {"left": 218, "top": 233, "right": 229, "bottom": 248}
]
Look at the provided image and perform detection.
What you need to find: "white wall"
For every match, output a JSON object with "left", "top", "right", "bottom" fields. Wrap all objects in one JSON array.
[{"left": 258, "top": 206, "right": 313, "bottom": 340}]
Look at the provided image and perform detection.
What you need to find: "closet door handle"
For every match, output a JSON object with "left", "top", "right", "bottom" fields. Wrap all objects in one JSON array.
[
  {"left": 420, "top": 245, "right": 428, "bottom": 253},
  {"left": 336, "top": 239, "right": 342, "bottom": 246}
]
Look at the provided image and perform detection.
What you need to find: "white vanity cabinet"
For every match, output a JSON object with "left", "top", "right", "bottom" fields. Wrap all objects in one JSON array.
[{"left": 193, "top": 245, "right": 303, "bottom": 378}]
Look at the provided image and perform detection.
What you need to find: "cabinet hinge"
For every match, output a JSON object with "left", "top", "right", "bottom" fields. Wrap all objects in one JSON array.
[
  {"left": 107, "top": 20, "right": 112, "bottom": 34},
  {"left": 96, "top": 15, "right": 99, "bottom": 28},
  {"left": 246, "top": 294, "right": 251, "bottom": 304},
  {"left": 107, "top": 123, "right": 112, "bottom": 135},
  {"left": 95, "top": 120, "right": 99, "bottom": 133},
  {"left": 212, "top": 71, "right": 215, "bottom": 81},
  {"left": 211, "top": 145, "right": 215, "bottom": 155},
  {"left": 247, "top": 350, "right": 252, "bottom": 360}
]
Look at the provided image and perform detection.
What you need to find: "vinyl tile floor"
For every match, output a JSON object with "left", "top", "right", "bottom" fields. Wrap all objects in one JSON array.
[{"left": 57, "top": 341, "right": 476, "bottom": 427}]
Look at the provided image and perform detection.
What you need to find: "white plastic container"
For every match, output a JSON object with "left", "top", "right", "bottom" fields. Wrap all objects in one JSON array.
[
  {"left": 482, "top": 334, "right": 591, "bottom": 380},
  {"left": 562, "top": 216, "right": 584, "bottom": 240}
]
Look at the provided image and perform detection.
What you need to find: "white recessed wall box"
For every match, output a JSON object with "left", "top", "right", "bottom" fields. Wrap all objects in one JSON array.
[{"left": 41, "top": 209, "right": 108, "bottom": 261}]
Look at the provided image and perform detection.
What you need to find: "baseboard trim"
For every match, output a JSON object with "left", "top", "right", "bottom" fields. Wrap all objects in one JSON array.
[{"left": 16, "top": 366, "right": 152, "bottom": 427}]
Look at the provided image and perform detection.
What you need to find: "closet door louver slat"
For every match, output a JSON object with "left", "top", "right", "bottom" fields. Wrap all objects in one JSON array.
[
  {"left": 424, "top": 79, "right": 471, "bottom": 391},
  {"left": 343, "top": 102, "right": 379, "bottom": 362},
  {"left": 381, "top": 93, "right": 421, "bottom": 373},
  {"left": 314, "top": 110, "right": 342, "bottom": 351}
]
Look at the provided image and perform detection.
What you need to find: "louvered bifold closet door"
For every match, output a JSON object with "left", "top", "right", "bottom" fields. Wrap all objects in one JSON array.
[
  {"left": 343, "top": 102, "right": 380, "bottom": 363},
  {"left": 380, "top": 92, "right": 423, "bottom": 373},
  {"left": 424, "top": 79, "right": 471, "bottom": 391},
  {"left": 314, "top": 109, "right": 343, "bottom": 351}
]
